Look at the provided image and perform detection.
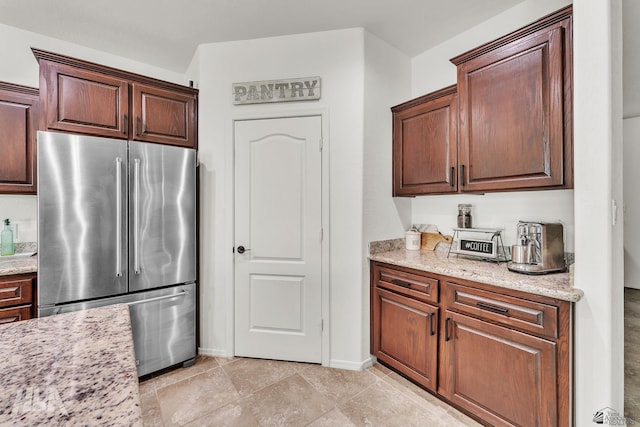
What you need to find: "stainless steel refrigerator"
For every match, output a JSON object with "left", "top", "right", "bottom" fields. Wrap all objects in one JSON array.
[{"left": 37, "top": 130, "right": 196, "bottom": 377}]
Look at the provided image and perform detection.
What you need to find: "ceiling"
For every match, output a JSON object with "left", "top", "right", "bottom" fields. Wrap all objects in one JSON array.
[{"left": 0, "top": 0, "right": 524, "bottom": 73}]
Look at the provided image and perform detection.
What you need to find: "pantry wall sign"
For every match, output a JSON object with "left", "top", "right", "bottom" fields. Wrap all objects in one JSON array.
[{"left": 232, "top": 77, "right": 321, "bottom": 105}]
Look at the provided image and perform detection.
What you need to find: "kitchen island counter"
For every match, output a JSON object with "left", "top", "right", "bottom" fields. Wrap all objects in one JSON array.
[
  {"left": 370, "top": 238, "right": 583, "bottom": 302},
  {"left": 0, "top": 304, "right": 142, "bottom": 425}
]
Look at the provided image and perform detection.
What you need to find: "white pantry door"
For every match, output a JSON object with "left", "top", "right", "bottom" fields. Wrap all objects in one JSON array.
[{"left": 234, "top": 116, "right": 323, "bottom": 363}]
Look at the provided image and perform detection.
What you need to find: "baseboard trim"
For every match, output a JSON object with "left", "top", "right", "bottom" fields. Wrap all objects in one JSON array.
[
  {"left": 198, "top": 347, "right": 230, "bottom": 357},
  {"left": 329, "top": 357, "right": 374, "bottom": 371}
]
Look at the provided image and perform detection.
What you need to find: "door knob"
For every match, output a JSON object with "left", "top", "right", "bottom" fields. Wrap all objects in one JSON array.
[{"left": 237, "top": 245, "right": 251, "bottom": 254}]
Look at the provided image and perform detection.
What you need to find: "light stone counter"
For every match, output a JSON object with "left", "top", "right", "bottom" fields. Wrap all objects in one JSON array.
[
  {"left": 0, "top": 304, "right": 142, "bottom": 426},
  {"left": 369, "top": 238, "right": 583, "bottom": 302},
  {"left": 0, "top": 242, "right": 38, "bottom": 276},
  {"left": 0, "top": 254, "right": 37, "bottom": 276}
]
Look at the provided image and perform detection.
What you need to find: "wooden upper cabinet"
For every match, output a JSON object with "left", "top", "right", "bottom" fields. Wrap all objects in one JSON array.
[
  {"left": 33, "top": 49, "right": 198, "bottom": 149},
  {"left": 451, "top": 6, "right": 573, "bottom": 192},
  {"left": 40, "top": 61, "right": 129, "bottom": 138},
  {"left": 132, "top": 83, "right": 196, "bottom": 148},
  {"left": 0, "top": 82, "right": 40, "bottom": 194},
  {"left": 392, "top": 85, "right": 457, "bottom": 196}
]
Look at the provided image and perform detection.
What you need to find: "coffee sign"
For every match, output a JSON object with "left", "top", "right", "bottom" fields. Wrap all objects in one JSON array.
[
  {"left": 457, "top": 238, "right": 497, "bottom": 258},
  {"left": 232, "top": 77, "right": 321, "bottom": 105}
]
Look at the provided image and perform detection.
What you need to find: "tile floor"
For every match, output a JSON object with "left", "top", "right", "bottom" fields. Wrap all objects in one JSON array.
[
  {"left": 626, "top": 287, "right": 640, "bottom": 423},
  {"left": 139, "top": 356, "right": 481, "bottom": 426},
  {"left": 139, "top": 288, "right": 640, "bottom": 426}
]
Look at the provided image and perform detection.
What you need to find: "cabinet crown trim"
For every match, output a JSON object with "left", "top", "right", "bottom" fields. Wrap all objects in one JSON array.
[
  {"left": 31, "top": 48, "right": 198, "bottom": 95},
  {"left": 0, "top": 81, "right": 38, "bottom": 97},
  {"left": 450, "top": 4, "right": 572, "bottom": 65},
  {"left": 391, "top": 84, "right": 457, "bottom": 112}
]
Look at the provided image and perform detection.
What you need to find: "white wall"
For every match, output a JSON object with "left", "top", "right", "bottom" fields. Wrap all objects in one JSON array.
[
  {"left": 624, "top": 117, "right": 640, "bottom": 289},
  {"left": 0, "top": 196, "right": 37, "bottom": 243},
  {"left": 362, "top": 32, "right": 412, "bottom": 360},
  {"left": 574, "top": 0, "right": 625, "bottom": 423},
  {"left": 410, "top": 0, "right": 574, "bottom": 250},
  {"left": 189, "top": 29, "right": 374, "bottom": 367},
  {"left": 0, "top": 22, "right": 187, "bottom": 244}
]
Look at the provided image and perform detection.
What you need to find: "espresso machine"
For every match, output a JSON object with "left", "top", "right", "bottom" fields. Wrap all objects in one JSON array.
[{"left": 508, "top": 221, "right": 566, "bottom": 274}]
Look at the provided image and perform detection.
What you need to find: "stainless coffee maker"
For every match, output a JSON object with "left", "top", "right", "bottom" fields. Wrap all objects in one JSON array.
[{"left": 508, "top": 221, "right": 566, "bottom": 274}]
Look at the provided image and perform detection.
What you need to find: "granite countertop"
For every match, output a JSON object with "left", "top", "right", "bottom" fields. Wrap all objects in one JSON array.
[
  {"left": 0, "top": 242, "right": 38, "bottom": 276},
  {"left": 0, "top": 254, "right": 37, "bottom": 276},
  {"left": 369, "top": 238, "right": 583, "bottom": 302},
  {"left": 0, "top": 304, "right": 142, "bottom": 426}
]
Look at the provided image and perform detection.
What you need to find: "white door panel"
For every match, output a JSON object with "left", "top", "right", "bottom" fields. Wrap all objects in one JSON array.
[
  {"left": 234, "top": 116, "right": 322, "bottom": 363},
  {"left": 250, "top": 136, "right": 304, "bottom": 260}
]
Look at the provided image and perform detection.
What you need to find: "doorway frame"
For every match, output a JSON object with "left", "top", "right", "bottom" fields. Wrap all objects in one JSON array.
[{"left": 227, "top": 107, "right": 331, "bottom": 366}]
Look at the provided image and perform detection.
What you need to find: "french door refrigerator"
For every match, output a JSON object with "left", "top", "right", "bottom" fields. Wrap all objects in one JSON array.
[{"left": 37, "top": 130, "right": 197, "bottom": 377}]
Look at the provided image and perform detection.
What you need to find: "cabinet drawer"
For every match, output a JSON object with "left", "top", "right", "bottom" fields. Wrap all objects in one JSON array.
[
  {"left": 444, "top": 282, "right": 558, "bottom": 339},
  {"left": 0, "top": 277, "right": 33, "bottom": 308},
  {"left": 0, "top": 305, "right": 32, "bottom": 324},
  {"left": 374, "top": 264, "right": 438, "bottom": 304}
]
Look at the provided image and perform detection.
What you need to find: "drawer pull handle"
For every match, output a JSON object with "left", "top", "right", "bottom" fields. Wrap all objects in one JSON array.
[
  {"left": 429, "top": 312, "right": 435, "bottom": 336},
  {"left": 390, "top": 279, "right": 411, "bottom": 288},
  {"left": 476, "top": 301, "right": 509, "bottom": 314},
  {"left": 445, "top": 317, "right": 451, "bottom": 341}
]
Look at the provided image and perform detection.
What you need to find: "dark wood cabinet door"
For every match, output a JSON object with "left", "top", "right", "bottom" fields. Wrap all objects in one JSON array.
[
  {"left": 372, "top": 286, "right": 439, "bottom": 391},
  {"left": 454, "top": 8, "right": 572, "bottom": 192},
  {"left": 440, "top": 310, "right": 558, "bottom": 427},
  {"left": 0, "top": 273, "right": 36, "bottom": 322},
  {"left": 132, "top": 83, "right": 197, "bottom": 148},
  {"left": 0, "top": 305, "right": 32, "bottom": 324},
  {"left": 40, "top": 61, "right": 129, "bottom": 138},
  {"left": 0, "top": 83, "right": 39, "bottom": 194},
  {"left": 0, "top": 275, "right": 34, "bottom": 308},
  {"left": 392, "top": 86, "right": 457, "bottom": 196}
]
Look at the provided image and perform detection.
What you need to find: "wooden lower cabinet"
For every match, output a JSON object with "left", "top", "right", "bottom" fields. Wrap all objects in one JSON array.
[
  {"left": 0, "top": 273, "right": 37, "bottom": 323},
  {"left": 372, "top": 286, "right": 439, "bottom": 391},
  {"left": 439, "top": 311, "right": 558, "bottom": 426},
  {"left": 0, "top": 305, "right": 32, "bottom": 324},
  {"left": 370, "top": 261, "right": 571, "bottom": 427}
]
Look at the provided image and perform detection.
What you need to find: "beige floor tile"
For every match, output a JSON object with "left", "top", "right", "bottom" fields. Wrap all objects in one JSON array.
[
  {"left": 339, "top": 380, "right": 462, "bottom": 427},
  {"left": 626, "top": 288, "right": 640, "bottom": 423},
  {"left": 366, "top": 362, "right": 392, "bottom": 379},
  {"left": 383, "top": 371, "right": 443, "bottom": 407},
  {"left": 380, "top": 371, "right": 481, "bottom": 426},
  {"left": 184, "top": 402, "right": 258, "bottom": 427},
  {"left": 157, "top": 367, "right": 240, "bottom": 426},
  {"left": 212, "top": 356, "right": 238, "bottom": 366},
  {"left": 221, "top": 357, "right": 299, "bottom": 396},
  {"left": 298, "top": 363, "right": 378, "bottom": 403},
  {"left": 307, "top": 408, "right": 357, "bottom": 427},
  {"left": 139, "top": 377, "right": 157, "bottom": 395},
  {"left": 242, "top": 373, "right": 335, "bottom": 426},
  {"left": 153, "top": 356, "right": 220, "bottom": 390},
  {"left": 140, "top": 391, "right": 164, "bottom": 427}
]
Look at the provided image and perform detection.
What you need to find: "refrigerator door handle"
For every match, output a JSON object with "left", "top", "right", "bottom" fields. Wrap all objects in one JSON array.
[
  {"left": 115, "top": 157, "right": 123, "bottom": 278},
  {"left": 126, "top": 290, "right": 188, "bottom": 306},
  {"left": 133, "top": 158, "right": 141, "bottom": 275}
]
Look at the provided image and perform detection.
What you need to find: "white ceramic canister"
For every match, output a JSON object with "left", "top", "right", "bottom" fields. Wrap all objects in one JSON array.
[{"left": 405, "top": 229, "right": 421, "bottom": 250}]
